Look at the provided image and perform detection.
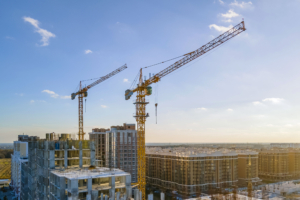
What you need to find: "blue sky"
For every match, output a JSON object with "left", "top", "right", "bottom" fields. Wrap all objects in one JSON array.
[{"left": 1, "top": 0, "right": 300, "bottom": 143}]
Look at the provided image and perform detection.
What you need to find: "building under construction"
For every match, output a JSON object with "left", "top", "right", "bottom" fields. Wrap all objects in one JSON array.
[
  {"left": 258, "top": 149, "right": 292, "bottom": 181},
  {"left": 146, "top": 147, "right": 238, "bottom": 197},
  {"left": 236, "top": 150, "right": 261, "bottom": 187},
  {"left": 145, "top": 147, "right": 260, "bottom": 197},
  {"left": 20, "top": 133, "right": 97, "bottom": 200}
]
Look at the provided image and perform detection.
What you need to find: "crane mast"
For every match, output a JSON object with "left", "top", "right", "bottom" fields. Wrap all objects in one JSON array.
[
  {"left": 72, "top": 64, "right": 127, "bottom": 140},
  {"left": 125, "top": 21, "right": 246, "bottom": 200}
]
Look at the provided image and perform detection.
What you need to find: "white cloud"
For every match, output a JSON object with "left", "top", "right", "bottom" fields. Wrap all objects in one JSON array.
[
  {"left": 42, "top": 90, "right": 69, "bottom": 99},
  {"left": 262, "top": 98, "right": 284, "bottom": 104},
  {"left": 218, "top": 0, "right": 225, "bottom": 5},
  {"left": 23, "top": 16, "right": 55, "bottom": 46},
  {"left": 85, "top": 49, "right": 93, "bottom": 54},
  {"left": 252, "top": 101, "right": 263, "bottom": 106},
  {"left": 209, "top": 24, "right": 233, "bottom": 33},
  {"left": 123, "top": 78, "right": 129, "bottom": 83},
  {"left": 42, "top": 90, "right": 59, "bottom": 98},
  {"left": 221, "top": 9, "right": 239, "bottom": 19},
  {"left": 230, "top": 0, "right": 253, "bottom": 8},
  {"left": 30, "top": 100, "right": 46, "bottom": 103},
  {"left": 101, "top": 105, "right": 107, "bottom": 108},
  {"left": 227, "top": 108, "right": 233, "bottom": 111},
  {"left": 60, "top": 95, "right": 71, "bottom": 99},
  {"left": 198, "top": 107, "right": 207, "bottom": 111},
  {"left": 285, "top": 124, "right": 293, "bottom": 127}
]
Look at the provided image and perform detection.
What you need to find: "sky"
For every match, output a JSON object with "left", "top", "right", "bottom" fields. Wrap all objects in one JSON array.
[{"left": 1, "top": 0, "right": 300, "bottom": 143}]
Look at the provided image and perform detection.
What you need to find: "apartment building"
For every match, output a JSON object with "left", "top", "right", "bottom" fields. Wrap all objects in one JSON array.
[
  {"left": 49, "top": 167, "right": 131, "bottom": 200},
  {"left": 258, "top": 149, "right": 291, "bottom": 181},
  {"left": 89, "top": 128, "right": 110, "bottom": 166},
  {"left": 236, "top": 150, "right": 261, "bottom": 187},
  {"left": 106, "top": 123, "right": 137, "bottom": 183},
  {"left": 20, "top": 133, "right": 96, "bottom": 200},
  {"left": 288, "top": 149, "right": 300, "bottom": 179},
  {"left": 11, "top": 140, "right": 28, "bottom": 199},
  {"left": 145, "top": 147, "right": 239, "bottom": 197},
  {"left": 89, "top": 123, "right": 138, "bottom": 183}
]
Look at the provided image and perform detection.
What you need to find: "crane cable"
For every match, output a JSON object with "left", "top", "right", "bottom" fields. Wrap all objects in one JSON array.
[{"left": 143, "top": 55, "right": 185, "bottom": 69}]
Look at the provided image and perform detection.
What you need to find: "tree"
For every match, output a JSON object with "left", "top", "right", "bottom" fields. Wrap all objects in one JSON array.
[{"left": 3, "top": 196, "right": 7, "bottom": 200}]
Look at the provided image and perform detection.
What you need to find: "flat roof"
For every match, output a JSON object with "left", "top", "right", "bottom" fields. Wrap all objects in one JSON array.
[{"left": 51, "top": 167, "right": 130, "bottom": 180}]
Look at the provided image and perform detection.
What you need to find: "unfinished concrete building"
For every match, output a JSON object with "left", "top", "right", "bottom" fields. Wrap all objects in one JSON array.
[
  {"left": 145, "top": 147, "right": 239, "bottom": 198},
  {"left": 49, "top": 167, "right": 131, "bottom": 200},
  {"left": 258, "top": 149, "right": 291, "bottom": 181},
  {"left": 236, "top": 150, "right": 261, "bottom": 187},
  {"left": 20, "top": 133, "right": 96, "bottom": 200},
  {"left": 89, "top": 128, "right": 110, "bottom": 166}
]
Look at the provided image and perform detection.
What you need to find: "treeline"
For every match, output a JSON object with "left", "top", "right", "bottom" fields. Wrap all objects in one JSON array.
[{"left": 0, "top": 149, "right": 13, "bottom": 159}]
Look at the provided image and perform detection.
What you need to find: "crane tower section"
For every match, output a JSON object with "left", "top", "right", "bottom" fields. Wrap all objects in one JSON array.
[
  {"left": 72, "top": 64, "right": 127, "bottom": 140},
  {"left": 125, "top": 21, "right": 246, "bottom": 200}
]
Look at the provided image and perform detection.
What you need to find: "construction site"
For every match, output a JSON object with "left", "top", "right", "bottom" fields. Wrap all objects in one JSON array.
[{"left": 6, "top": 19, "right": 300, "bottom": 200}]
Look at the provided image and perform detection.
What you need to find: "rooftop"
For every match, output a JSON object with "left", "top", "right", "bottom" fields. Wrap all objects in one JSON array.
[
  {"left": 51, "top": 167, "right": 130, "bottom": 180},
  {"left": 146, "top": 147, "right": 257, "bottom": 157}
]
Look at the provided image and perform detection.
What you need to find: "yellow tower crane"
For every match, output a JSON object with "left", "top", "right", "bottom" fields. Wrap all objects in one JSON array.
[
  {"left": 125, "top": 21, "right": 246, "bottom": 199},
  {"left": 72, "top": 64, "right": 127, "bottom": 140}
]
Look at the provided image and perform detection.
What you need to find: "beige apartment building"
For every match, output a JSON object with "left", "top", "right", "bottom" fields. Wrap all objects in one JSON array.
[
  {"left": 236, "top": 150, "right": 261, "bottom": 186},
  {"left": 258, "top": 149, "right": 291, "bottom": 181},
  {"left": 145, "top": 147, "right": 239, "bottom": 197}
]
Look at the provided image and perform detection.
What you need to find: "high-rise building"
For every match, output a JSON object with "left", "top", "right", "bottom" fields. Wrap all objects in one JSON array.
[
  {"left": 145, "top": 147, "right": 239, "bottom": 198},
  {"left": 11, "top": 139, "right": 29, "bottom": 199},
  {"left": 89, "top": 123, "right": 138, "bottom": 183},
  {"left": 106, "top": 123, "right": 137, "bottom": 183}
]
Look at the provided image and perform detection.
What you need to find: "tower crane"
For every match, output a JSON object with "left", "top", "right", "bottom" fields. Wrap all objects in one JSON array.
[
  {"left": 125, "top": 21, "right": 246, "bottom": 199},
  {"left": 72, "top": 64, "right": 127, "bottom": 140}
]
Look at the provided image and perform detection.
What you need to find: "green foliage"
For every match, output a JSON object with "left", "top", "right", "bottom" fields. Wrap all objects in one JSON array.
[
  {"left": 3, "top": 196, "right": 7, "bottom": 200},
  {"left": 0, "top": 150, "right": 13, "bottom": 159}
]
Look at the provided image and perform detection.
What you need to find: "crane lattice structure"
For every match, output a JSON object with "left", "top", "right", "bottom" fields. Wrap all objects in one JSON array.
[
  {"left": 125, "top": 21, "right": 246, "bottom": 200},
  {"left": 72, "top": 64, "right": 127, "bottom": 140}
]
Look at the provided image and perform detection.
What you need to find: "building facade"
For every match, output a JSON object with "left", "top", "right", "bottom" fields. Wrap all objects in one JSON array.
[
  {"left": 236, "top": 150, "right": 261, "bottom": 187},
  {"left": 11, "top": 140, "right": 28, "bottom": 199},
  {"left": 106, "top": 123, "right": 137, "bottom": 183},
  {"left": 145, "top": 147, "right": 239, "bottom": 197},
  {"left": 258, "top": 149, "right": 291, "bottom": 181},
  {"left": 90, "top": 123, "right": 138, "bottom": 183}
]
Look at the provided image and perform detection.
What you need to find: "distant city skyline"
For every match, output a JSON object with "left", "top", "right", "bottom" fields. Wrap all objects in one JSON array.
[{"left": 1, "top": 1, "right": 300, "bottom": 143}]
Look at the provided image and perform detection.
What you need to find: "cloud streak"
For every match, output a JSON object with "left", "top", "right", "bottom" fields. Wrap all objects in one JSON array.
[
  {"left": 230, "top": 0, "right": 253, "bottom": 8},
  {"left": 23, "top": 16, "right": 55, "bottom": 46},
  {"left": 209, "top": 24, "right": 233, "bottom": 33},
  {"left": 42, "top": 90, "right": 70, "bottom": 99}
]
